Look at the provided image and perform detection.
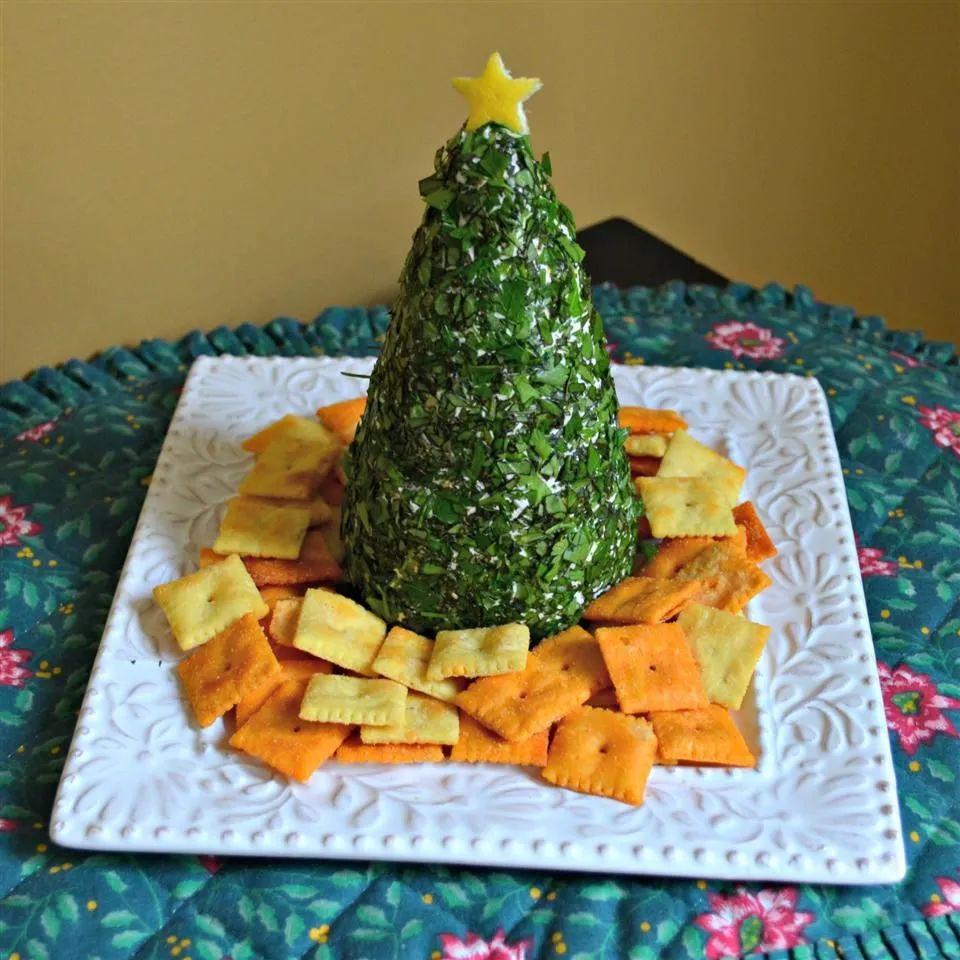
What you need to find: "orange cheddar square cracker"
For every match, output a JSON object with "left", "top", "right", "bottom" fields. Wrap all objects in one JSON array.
[
  {"left": 672, "top": 541, "right": 772, "bottom": 614},
  {"left": 242, "top": 415, "right": 337, "bottom": 456},
  {"left": 650, "top": 704, "right": 755, "bottom": 767},
  {"left": 316, "top": 397, "right": 367, "bottom": 446},
  {"left": 455, "top": 663, "right": 590, "bottom": 742},
  {"left": 335, "top": 735, "right": 444, "bottom": 764},
  {"left": 732, "top": 501, "right": 778, "bottom": 562},
  {"left": 177, "top": 613, "right": 281, "bottom": 727},
  {"left": 618, "top": 407, "right": 687, "bottom": 434},
  {"left": 154, "top": 554, "right": 268, "bottom": 651},
  {"left": 229, "top": 678, "right": 350, "bottom": 781},
  {"left": 595, "top": 623, "right": 708, "bottom": 713},
  {"left": 235, "top": 656, "right": 331, "bottom": 728},
  {"left": 542, "top": 707, "right": 657, "bottom": 806},
  {"left": 583, "top": 576, "right": 700, "bottom": 625},
  {"left": 450, "top": 713, "right": 549, "bottom": 767},
  {"left": 531, "top": 625, "right": 611, "bottom": 695}
]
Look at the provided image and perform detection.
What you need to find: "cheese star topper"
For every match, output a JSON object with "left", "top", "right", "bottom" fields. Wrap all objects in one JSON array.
[{"left": 453, "top": 52, "right": 541, "bottom": 135}]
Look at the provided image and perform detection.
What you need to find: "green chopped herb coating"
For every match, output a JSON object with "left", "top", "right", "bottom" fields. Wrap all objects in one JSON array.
[{"left": 342, "top": 123, "right": 638, "bottom": 638}]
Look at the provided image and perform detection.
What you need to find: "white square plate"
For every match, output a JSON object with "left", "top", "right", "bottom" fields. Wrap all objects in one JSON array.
[{"left": 51, "top": 357, "right": 905, "bottom": 883}]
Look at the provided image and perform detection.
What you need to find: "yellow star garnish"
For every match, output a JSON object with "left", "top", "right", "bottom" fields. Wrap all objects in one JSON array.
[{"left": 452, "top": 52, "right": 541, "bottom": 134}]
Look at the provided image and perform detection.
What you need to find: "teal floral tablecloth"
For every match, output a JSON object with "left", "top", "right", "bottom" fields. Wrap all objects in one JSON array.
[{"left": 1, "top": 282, "right": 959, "bottom": 960}]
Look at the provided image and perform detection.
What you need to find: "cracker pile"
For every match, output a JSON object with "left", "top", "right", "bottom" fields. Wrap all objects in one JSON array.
[{"left": 153, "top": 402, "right": 777, "bottom": 807}]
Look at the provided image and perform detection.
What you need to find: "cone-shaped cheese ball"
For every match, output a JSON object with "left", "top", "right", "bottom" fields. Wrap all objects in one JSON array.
[{"left": 342, "top": 61, "right": 637, "bottom": 638}]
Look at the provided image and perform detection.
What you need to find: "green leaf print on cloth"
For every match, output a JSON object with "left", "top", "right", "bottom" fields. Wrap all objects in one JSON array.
[{"left": 1, "top": 283, "right": 959, "bottom": 959}]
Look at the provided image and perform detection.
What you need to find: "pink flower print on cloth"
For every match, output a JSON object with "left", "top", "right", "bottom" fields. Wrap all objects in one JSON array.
[
  {"left": 918, "top": 404, "right": 960, "bottom": 459},
  {"left": 695, "top": 887, "right": 815, "bottom": 957},
  {"left": 438, "top": 928, "right": 532, "bottom": 960},
  {"left": 0, "top": 496, "right": 42, "bottom": 548},
  {"left": 923, "top": 872, "right": 960, "bottom": 917},
  {"left": 15, "top": 419, "right": 58, "bottom": 443},
  {"left": 0, "top": 630, "right": 32, "bottom": 687},
  {"left": 706, "top": 321, "right": 786, "bottom": 361},
  {"left": 879, "top": 661, "right": 960, "bottom": 755}
]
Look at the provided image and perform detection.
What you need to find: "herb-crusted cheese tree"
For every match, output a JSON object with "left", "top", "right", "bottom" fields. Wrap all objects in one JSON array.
[{"left": 342, "top": 53, "right": 637, "bottom": 637}]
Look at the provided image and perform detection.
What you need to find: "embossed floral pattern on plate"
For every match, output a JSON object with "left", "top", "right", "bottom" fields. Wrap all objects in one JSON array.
[{"left": 51, "top": 357, "right": 905, "bottom": 883}]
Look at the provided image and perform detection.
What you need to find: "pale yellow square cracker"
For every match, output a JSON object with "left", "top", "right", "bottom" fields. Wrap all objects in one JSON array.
[
  {"left": 239, "top": 435, "right": 337, "bottom": 500},
  {"left": 636, "top": 477, "right": 737, "bottom": 538},
  {"left": 428, "top": 623, "right": 530, "bottom": 680},
  {"left": 241, "top": 494, "right": 333, "bottom": 528},
  {"left": 213, "top": 496, "right": 310, "bottom": 559},
  {"left": 372, "top": 626, "right": 465, "bottom": 702},
  {"left": 677, "top": 602, "right": 770, "bottom": 709},
  {"left": 657, "top": 430, "right": 746, "bottom": 504},
  {"left": 293, "top": 589, "right": 386, "bottom": 674},
  {"left": 153, "top": 554, "right": 268, "bottom": 651},
  {"left": 625, "top": 433, "right": 669, "bottom": 458},
  {"left": 299, "top": 673, "right": 407, "bottom": 725},
  {"left": 242, "top": 414, "right": 338, "bottom": 455},
  {"left": 360, "top": 692, "right": 460, "bottom": 745}
]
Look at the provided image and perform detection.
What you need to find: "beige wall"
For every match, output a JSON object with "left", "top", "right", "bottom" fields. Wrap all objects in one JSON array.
[{"left": 2, "top": 0, "right": 958, "bottom": 381}]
